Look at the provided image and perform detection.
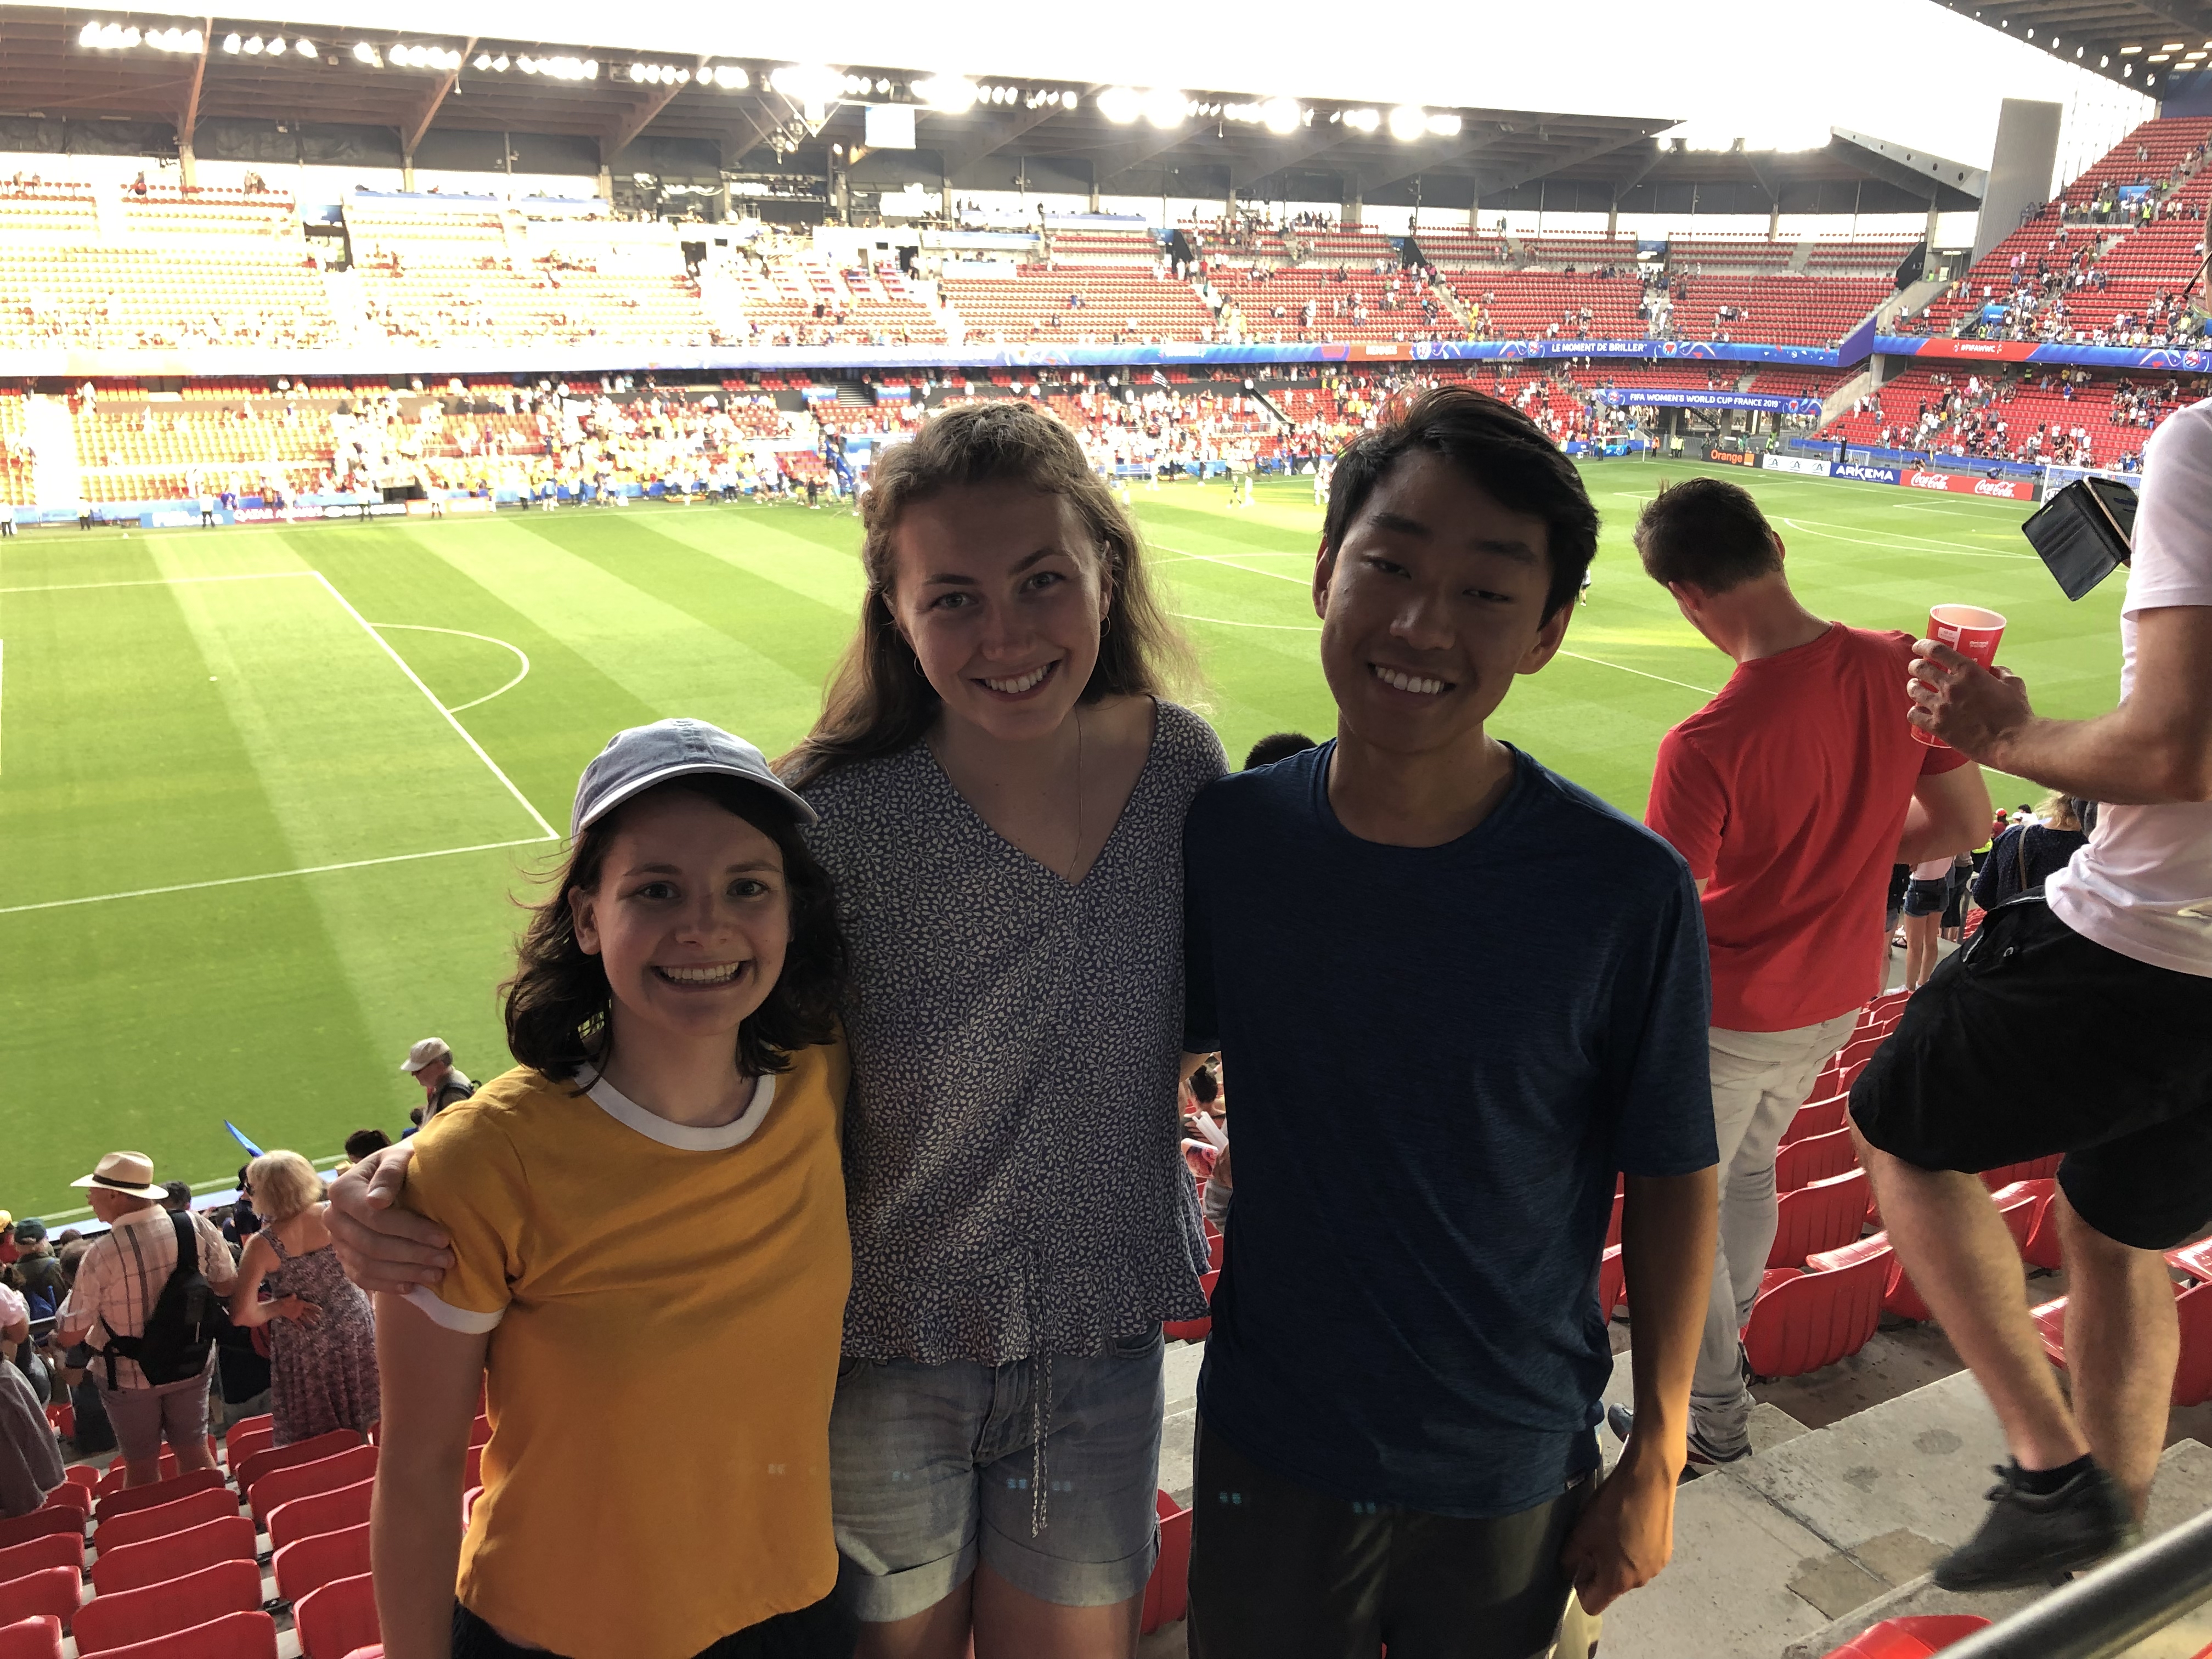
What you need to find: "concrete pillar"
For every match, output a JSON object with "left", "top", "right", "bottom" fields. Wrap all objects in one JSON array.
[
  {"left": 599, "top": 165, "right": 614, "bottom": 204},
  {"left": 178, "top": 139, "right": 196, "bottom": 189},
  {"left": 1767, "top": 199, "right": 1780, "bottom": 240},
  {"left": 1925, "top": 195, "right": 1941, "bottom": 253},
  {"left": 1973, "top": 98, "right": 2061, "bottom": 267},
  {"left": 1607, "top": 199, "right": 1618, "bottom": 239},
  {"left": 402, "top": 150, "right": 416, "bottom": 190},
  {"left": 1344, "top": 174, "right": 1362, "bottom": 227}
]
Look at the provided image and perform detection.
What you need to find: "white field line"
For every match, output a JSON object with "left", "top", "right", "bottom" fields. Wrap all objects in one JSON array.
[
  {"left": 0, "top": 835, "right": 555, "bottom": 917},
  {"left": 311, "top": 571, "right": 557, "bottom": 838},
  {"left": 1173, "top": 612, "right": 1320, "bottom": 631},
  {"left": 1159, "top": 545, "right": 1714, "bottom": 693},
  {"left": 0, "top": 571, "right": 315, "bottom": 595},
  {"left": 371, "top": 623, "right": 531, "bottom": 713},
  {"left": 1780, "top": 518, "right": 2037, "bottom": 561}
]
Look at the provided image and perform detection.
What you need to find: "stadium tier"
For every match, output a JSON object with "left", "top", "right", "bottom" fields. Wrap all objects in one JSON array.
[{"left": 937, "top": 264, "right": 1218, "bottom": 345}]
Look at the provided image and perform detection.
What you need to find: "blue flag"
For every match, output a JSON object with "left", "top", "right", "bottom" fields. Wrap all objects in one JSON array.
[{"left": 224, "top": 1121, "right": 264, "bottom": 1158}]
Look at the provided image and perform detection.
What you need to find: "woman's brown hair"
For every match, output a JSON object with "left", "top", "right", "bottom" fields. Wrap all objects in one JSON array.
[
  {"left": 501, "top": 777, "right": 845, "bottom": 1081},
  {"left": 781, "top": 399, "right": 1193, "bottom": 787}
]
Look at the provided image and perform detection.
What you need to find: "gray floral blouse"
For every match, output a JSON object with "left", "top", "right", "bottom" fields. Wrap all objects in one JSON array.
[{"left": 800, "top": 699, "right": 1226, "bottom": 1363}]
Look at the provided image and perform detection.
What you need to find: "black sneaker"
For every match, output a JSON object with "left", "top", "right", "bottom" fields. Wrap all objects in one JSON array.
[{"left": 1933, "top": 1463, "right": 2139, "bottom": 1592}]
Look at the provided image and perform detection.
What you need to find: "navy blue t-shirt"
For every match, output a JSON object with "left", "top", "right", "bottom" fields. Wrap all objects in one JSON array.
[{"left": 1183, "top": 742, "right": 1717, "bottom": 1517}]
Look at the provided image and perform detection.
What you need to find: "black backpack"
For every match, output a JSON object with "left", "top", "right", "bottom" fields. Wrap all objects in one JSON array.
[{"left": 102, "top": 1213, "right": 224, "bottom": 1389}]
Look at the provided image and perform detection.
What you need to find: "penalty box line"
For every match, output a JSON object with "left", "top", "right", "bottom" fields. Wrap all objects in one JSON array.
[{"left": 0, "top": 835, "right": 557, "bottom": 918}]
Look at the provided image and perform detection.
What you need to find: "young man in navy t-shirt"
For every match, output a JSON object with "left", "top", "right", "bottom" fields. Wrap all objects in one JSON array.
[{"left": 1182, "top": 388, "right": 1720, "bottom": 1659}]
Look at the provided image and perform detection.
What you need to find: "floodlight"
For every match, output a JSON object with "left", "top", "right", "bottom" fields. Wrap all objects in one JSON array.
[
  {"left": 78, "top": 21, "right": 99, "bottom": 47},
  {"left": 770, "top": 64, "right": 845, "bottom": 105},
  {"left": 713, "top": 64, "right": 748, "bottom": 89},
  {"left": 1097, "top": 86, "right": 1142, "bottom": 123},
  {"left": 914, "top": 74, "right": 978, "bottom": 112},
  {"left": 475, "top": 52, "right": 492, "bottom": 69},
  {"left": 121, "top": 25, "right": 140, "bottom": 47},
  {"left": 518, "top": 55, "right": 537, "bottom": 72},
  {"left": 1142, "top": 87, "right": 1187, "bottom": 128},
  {"left": 1060, "top": 89, "right": 1078, "bottom": 109},
  {"left": 351, "top": 40, "right": 373, "bottom": 62},
  {"left": 2149, "top": 53, "right": 2170, "bottom": 61},
  {"left": 270, "top": 36, "right": 287, "bottom": 54},
  {"left": 1343, "top": 107, "right": 1380, "bottom": 133},
  {"left": 1426, "top": 112, "right": 1462, "bottom": 137},
  {"left": 493, "top": 54, "right": 508, "bottom": 70},
  {"left": 295, "top": 37, "right": 314, "bottom": 56},
  {"left": 244, "top": 35, "right": 263, "bottom": 54},
  {"left": 2120, "top": 44, "right": 2141, "bottom": 52},
  {"left": 1262, "top": 96, "right": 1301, "bottom": 134}
]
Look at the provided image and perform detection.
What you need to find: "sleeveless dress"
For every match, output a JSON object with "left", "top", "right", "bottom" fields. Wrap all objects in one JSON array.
[{"left": 263, "top": 1224, "right": 381, "bottom": 1444}]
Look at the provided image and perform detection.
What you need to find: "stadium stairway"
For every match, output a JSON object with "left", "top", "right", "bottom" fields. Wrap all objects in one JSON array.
[{"left": 1598, "top": 1362, "right": 2212, "bottom": 1658}]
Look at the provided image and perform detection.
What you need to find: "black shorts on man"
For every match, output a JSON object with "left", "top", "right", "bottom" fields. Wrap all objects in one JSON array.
[{"left": 1850, "top": 893, "right": 2212, "bottom": 1250}]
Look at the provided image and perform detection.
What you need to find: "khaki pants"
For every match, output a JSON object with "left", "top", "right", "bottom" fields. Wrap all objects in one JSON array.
[{"left": 1690, "top": 1014, "right": 1859, "bottom": 1455}]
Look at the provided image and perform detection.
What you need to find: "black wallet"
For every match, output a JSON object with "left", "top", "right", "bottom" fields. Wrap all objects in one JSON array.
[{"left": 2020, "top": 477, "right": 2136, "bottom": 600}]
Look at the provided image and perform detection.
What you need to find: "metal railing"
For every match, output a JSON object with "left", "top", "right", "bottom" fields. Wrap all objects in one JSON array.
[{"left": 1936, "top": 1503, "right": 2212, "bottom": 1659}]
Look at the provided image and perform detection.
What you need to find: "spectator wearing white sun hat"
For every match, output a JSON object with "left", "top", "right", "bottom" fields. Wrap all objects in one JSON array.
[{"left": 401, "top": 1039, "right": 475, "bottom": 1125}]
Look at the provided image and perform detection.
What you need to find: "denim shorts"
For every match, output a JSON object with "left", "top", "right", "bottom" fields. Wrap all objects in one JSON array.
[{"left": 830, "top": 1330, "right": 1166, "bottom": 1622}]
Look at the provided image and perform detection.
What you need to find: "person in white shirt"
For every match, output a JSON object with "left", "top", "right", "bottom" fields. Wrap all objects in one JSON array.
[{"left": 1851, "top": 397, "right": 2212, "bottom": 1593}]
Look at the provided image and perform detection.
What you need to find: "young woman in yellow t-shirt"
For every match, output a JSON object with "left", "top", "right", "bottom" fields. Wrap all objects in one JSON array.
[{"left": 372, "top": 720, "right": 854, "bottom": 1659}]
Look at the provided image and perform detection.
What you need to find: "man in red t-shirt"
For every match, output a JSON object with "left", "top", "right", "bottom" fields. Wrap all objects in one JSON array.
[{"left": 1634, "top": 477, "right": 1990, "bottom": 1463}]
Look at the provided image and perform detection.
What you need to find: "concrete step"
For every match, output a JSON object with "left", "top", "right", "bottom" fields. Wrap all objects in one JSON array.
[
  {"left": 1600, "top": 1362, "right": 2212, "bottom": 1659},
  {"left": 1785, "top": 1439, "right": 2212, "bottom": 1659}
]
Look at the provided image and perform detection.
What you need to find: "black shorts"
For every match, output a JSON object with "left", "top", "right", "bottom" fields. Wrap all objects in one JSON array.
[
  {"left": 1901, "top": 877, "right": 1950, "bottom": 918},
  {"left": 1186, "top": 1418, "right": 1592, "bottom": 1659},
  {"left": 1851, "top": 893, "right": 2212, "bottom": 1250},
  {"left": 454, "top": 1593, "right": 853, "bottom": 1659}
]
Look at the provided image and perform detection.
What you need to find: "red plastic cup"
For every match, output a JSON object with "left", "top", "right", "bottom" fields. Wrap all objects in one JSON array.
[{"left": 1912, "top": 604, "right": 2007, "bottom": 748}]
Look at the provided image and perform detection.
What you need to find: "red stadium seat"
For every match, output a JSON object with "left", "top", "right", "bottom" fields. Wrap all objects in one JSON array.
[
  {"left": 1776, "top": 1127, "right": 1858, "bottom": 1193},
  {"left": 1140, "top": 1492, "right": 1192, "bottom": 1635},
  {"left": 72, "top": 1557, "right": 261, "bottom": 1654},
  {"left": 1979, "top": 1155, "right": 2062, "bottom": 1190},
  {"left": 469, "top": 1416, "right": 492, "bottom": 1449},
  {"left": 84, "top": 1610, "right": 277, "bottom": 1659},
  {"left": 2036, "top": 1280, "right": 2212, "bottom": 1407},
  {"left": 93, "top": 1469, "right": 226, "bottom": 1525},
  {"left": 36, "top": 1487, "right": 88, "bottom": 1522},
  {"left": 273, "top": 1521, "right": 370, "bottom": 1605},
  {"left": 1745, "top": 1241, "right": 1888, "bottom": 1379},
  {"left": 1164, "top": 1272, "right": 1217, "bottom": 1344},
  {"left": 41, "top": 1408, "right": 70, "bottom": 1443},
  {"left": 0, "top": 1513, "right": 81, "bottom": 1554},
  {"left": 0, "top": 1568, "right": 78, "bottom": 1633},
  {"left": 0, "top": 1613, "right": 61, "bottom": 1659},
  {"left": 267, "top": 1477, "right": 374, "bottom": 1552},
  {"left": 247, "top": 1444, "right": 377, "bottom": 1530},
  {"left": 1605, "top": 1190, "right": 1625, "bottom": 1250},
  {"left": 91, "top": 1515, "right": 256, "bottom": 1598},
  {"left": 1820, "top": 1613, "right": 1991, "bottom": 1656},
  {"left": 2166, "top": 1237, "right": 2212, "bottom": 1284},
  {"left": 1781, "top": 1094, "right": 1849, "bottom": 1147},
  {"left": 1989, "top": 1181, "right": 2047, "bottom": 1256},
  {"left": 295, "top": 1572, "right": 380, "bottom": 1659},
  {"left": 0, "top": 1538, "right": 77, "bottom": 1594},
  {"left": 94, "top": 1486, "right": 236, "bottom": 1554},
  {"left": 93, "top": 1446, "right": 216, "bottom": 1499},
  {"left": 1768, "top": 1169, "right": 1872, "bottom": 1268},
  {"left": 222, "top": 1415, "right": 273, "bottom": 1464},
  {"left": 1598, "top": 1245, "right": 1626, "bottom": 1323},
  {"left": 61, "top": 1469, "right": 97, "bottom": 1494},
  {"left": 232, "top": 1431, "right": 362, "bottom": 1500}
]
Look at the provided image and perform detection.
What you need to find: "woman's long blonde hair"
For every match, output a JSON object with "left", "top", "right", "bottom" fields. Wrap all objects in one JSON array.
[{"left": 780, "top": 400, "right": 1193, "bottom": 788}]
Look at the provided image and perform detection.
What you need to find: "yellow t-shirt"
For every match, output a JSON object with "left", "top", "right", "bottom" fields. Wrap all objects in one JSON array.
[{"left": 400, "top": 1045, "right": 851, "bottom": 1659}]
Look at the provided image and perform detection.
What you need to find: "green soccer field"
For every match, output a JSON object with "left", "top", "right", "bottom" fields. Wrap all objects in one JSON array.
[{"left": 0, "top": 459, "right": 2123, "bottom": 1219}]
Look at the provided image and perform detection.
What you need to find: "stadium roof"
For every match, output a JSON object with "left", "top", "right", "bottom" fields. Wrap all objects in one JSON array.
[
  {"left": 1932, "top": 1, "right": 2212, "bottom": 93},
  {"left": 0, "top": 5, "right": 1980, "bottom": 216}
]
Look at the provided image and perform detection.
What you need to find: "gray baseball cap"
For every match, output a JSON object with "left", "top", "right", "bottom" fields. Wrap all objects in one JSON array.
[{"left": 572, "top": 718, "right": 816, "bottom": 835}]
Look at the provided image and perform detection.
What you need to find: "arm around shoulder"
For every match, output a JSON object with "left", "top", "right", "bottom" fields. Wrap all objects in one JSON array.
[{"left": 373, "top": 1293, "right": 490, "bottom": 1659}]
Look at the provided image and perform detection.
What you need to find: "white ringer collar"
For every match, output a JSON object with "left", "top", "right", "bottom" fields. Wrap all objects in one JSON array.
[{"left": 577, "top": 1067, "right": 776, "bottom": 1150}]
